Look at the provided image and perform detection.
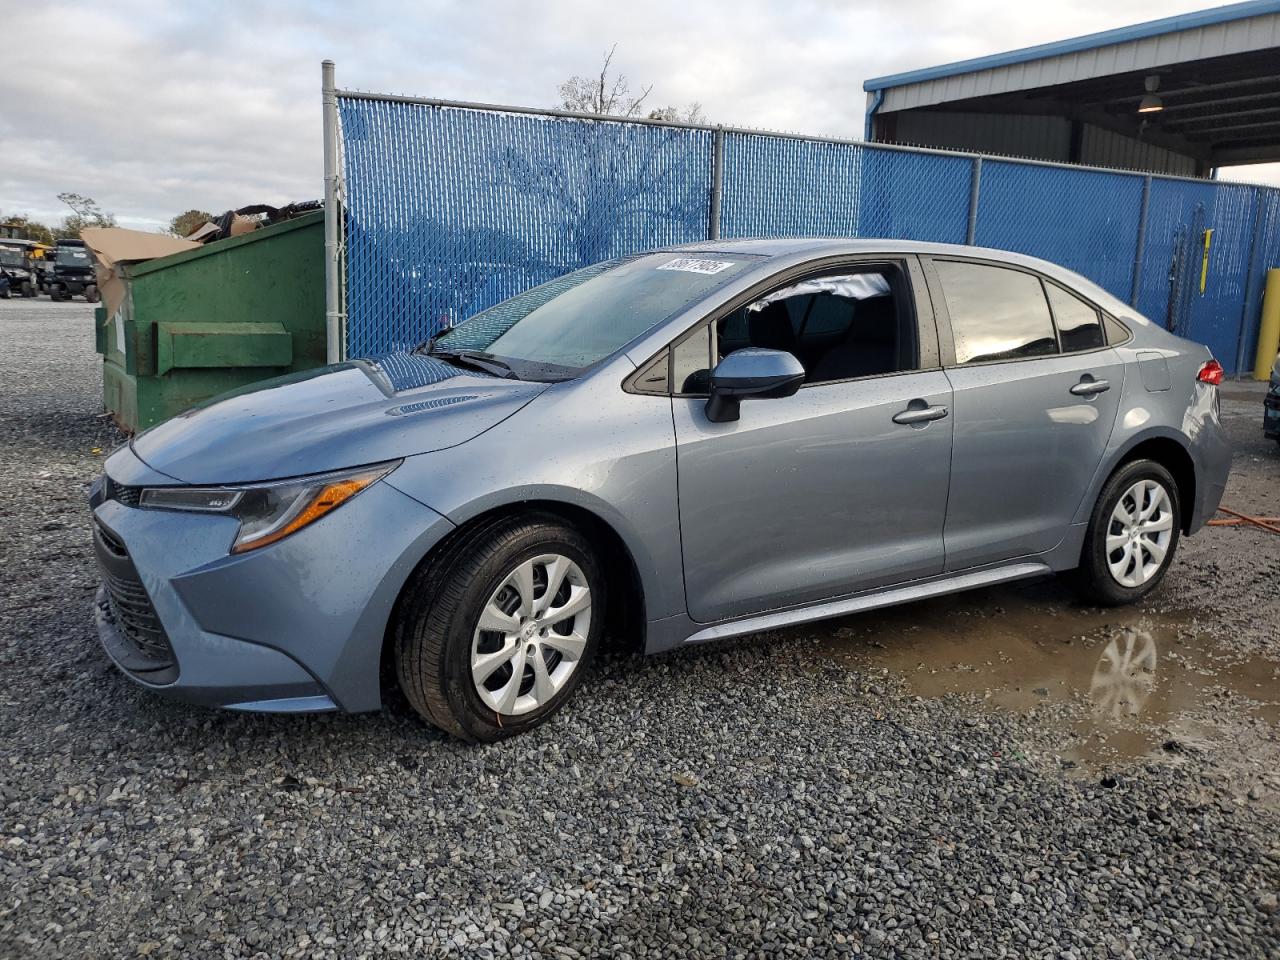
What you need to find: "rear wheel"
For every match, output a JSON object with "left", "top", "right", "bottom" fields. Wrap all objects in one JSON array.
[
  {"left": 20, "top": 281, "right": 34, "bottom": 298},
  {"left": 395, "top": 514, "right": 604, "bottom": 742},
  {"left": 1075, "top": 459, "right": 1180, "bottom": 606}
]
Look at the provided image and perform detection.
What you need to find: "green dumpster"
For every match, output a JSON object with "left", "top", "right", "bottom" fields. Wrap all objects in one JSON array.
[{"left": 92, "top": 211, "right": 327, "bottom": 432}]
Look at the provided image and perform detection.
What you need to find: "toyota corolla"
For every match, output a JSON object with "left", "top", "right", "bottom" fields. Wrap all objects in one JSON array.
[{"left": 90, "top": 239, "right": 1232, "bottom": 741}]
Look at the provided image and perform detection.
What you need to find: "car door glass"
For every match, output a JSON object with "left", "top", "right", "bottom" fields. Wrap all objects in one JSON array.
[
  {"left": 934, "top": 261, "right": 1058, "bottom": 364},
  {"left": 1045, "top": 283, "right": 1106, "bottom": 352},
  {"left": 716, "top": 268, "right": 915, "bottom": 384}
]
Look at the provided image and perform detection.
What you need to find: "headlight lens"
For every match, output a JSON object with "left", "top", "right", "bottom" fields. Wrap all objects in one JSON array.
[{"left": 138, "top": 461, "right": 400, "bottom": 554}]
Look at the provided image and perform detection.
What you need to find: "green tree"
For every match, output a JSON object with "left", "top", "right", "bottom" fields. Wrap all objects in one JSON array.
[
  {"left": 0, "top": 214, "right": 55, "bottom": 245},
  {"left": 55, "top": 192, "right": 116, "bottom": 239},
  {"left": 168, "top": 209, "right": 214, "bottom": 238}
]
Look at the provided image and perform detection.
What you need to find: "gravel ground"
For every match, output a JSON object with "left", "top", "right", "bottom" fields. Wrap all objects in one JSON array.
[{"left": 1, "top": 299, "right": 1278, "bottom": 959}]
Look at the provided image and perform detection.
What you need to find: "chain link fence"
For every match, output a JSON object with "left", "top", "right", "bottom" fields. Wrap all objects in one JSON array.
[{"left": 330, "top": 83, "right": 1280, "bottom": 375}]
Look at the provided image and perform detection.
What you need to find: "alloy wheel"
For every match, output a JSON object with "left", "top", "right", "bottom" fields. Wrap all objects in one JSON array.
[
  {"left": 470, "top": 554, "right": 592, "bottom": 716},
  {"left": 1106, "top": 479, "right": 1175, "bottom": 588}
]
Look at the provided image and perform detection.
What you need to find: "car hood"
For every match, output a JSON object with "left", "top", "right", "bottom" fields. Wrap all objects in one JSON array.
[{"left": 130, "top": 354, "right": 549, "bottom": 485}]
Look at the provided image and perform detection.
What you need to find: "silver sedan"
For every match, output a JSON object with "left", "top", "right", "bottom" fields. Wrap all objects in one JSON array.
[{"left": 90, "top": 239, "right": 1232, "bottom": 740}]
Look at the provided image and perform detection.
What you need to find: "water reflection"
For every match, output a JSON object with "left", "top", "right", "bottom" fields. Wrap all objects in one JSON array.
[
  {"left": 811, "top": 579, "right": 1280, "bottom": 770},
  {"left": 1089, "top": 629, "right": 1158, "bottom": 720}
]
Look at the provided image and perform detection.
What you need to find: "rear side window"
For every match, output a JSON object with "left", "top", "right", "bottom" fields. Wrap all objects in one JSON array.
[
  {"left": 1045, "top": 283, "right": 1105, "bottom": 352},
  {"left": 934, "top": 261, "right": 1058, "bottom": 364}
]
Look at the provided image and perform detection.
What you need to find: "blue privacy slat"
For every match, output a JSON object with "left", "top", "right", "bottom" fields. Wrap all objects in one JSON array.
[
  {"left": 720, "top": 133, "right": 861, "bottom": 239},
  {"left": 858, "top": 147, "right": 971, "bottom": 244},
  {"left": 1136, "top": 179, "right": 1260, "bottom": 373},
  {"left": 974, "top": 161, "right": 1144, "bottom": 302},
  {"left": 338, "top": 96, "right": 1280, "bottom": 373},
  {"left": 339, "top": 98, "right": 712, "bottom": 358}
]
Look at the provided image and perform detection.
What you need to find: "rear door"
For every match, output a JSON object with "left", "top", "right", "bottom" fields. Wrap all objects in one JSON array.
[
  {"left": 665, "top": 256, "right": 953, "bottom": 623},
  {"left": 924, "top": 257, "right": 1125, "bottom": 570}
]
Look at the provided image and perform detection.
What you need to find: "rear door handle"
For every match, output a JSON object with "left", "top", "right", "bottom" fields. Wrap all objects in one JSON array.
[
  {"left": 1070, "top": 378, "right": 1110, "bottom": 397},
  {"left": 892, "top": 404, "right": 949, "bottom": 425}
]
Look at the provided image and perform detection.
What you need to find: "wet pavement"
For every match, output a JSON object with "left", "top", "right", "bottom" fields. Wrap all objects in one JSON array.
[{"left": 811, "top": 576, "right": 1280, "bottom": 772}]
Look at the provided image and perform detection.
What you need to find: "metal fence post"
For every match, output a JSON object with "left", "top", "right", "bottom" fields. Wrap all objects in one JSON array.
[
  {"left": 965, "top": 157, "right": 982, "bottom": 245},
  {"left": 709, "top": 126, "right": 725, "bottom": 241},
  {"left": 322, "top": 59, "right": 342, "bottom": 364},
  {"left": 1130, "top": 175, "right": 1152, "bottom": 309},
  {"left": 1234, "top": 189, "right": 1267, "bottom": 378}
]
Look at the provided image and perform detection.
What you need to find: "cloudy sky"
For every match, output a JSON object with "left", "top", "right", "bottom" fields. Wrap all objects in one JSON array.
[{"left": 3, "top": 0, "right": 1277, "bottom": 231}]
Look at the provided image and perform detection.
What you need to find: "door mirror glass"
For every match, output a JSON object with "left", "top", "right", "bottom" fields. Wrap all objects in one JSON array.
[{"left": 705, "top": 348, "right": 805, "bottom": 423}]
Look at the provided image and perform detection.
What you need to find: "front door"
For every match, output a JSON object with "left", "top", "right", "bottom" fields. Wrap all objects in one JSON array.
[{"left": 672, "top": 258, "right": 953, "bottom": 624}]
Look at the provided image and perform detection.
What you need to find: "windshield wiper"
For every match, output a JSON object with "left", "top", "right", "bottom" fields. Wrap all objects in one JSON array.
[{"left": 430, "top": 349, "right": 519, "bottom": 379}]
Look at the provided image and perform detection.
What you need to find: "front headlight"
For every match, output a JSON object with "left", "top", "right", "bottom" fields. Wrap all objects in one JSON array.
[{"left": 138, "top": 461, "right": 400, "bottom": 554}]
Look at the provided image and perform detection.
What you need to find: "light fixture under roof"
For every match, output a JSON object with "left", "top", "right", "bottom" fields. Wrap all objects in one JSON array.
[{"left": 1138, "top": 74, "right": 1163, "bottom": 114}]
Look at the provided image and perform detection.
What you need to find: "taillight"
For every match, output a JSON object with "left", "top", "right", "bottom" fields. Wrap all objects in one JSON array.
[{"left": 1197, "top": 359, "right": 1224, "bottom": 385}]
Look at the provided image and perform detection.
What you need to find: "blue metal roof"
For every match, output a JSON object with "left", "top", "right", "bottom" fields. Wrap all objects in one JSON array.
[{"left": 863, "top": 0, "right": 1280, "bottom": 92}]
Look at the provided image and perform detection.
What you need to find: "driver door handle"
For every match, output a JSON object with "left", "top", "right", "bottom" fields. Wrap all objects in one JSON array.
[
  {"left": 1070, "top": 378, "right": 1110, "bottom": 397},
  {"left": 892, "top": 404, "right": 949, "bottom": 425}
]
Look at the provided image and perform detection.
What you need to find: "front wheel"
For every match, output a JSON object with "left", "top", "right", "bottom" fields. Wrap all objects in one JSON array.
[
  {"left": 84, "top": 284, "right": 100, "bottom": 303},
  {"left": 1075, "top": 459, "right": 1181, "bottom": 606},
  {"left": 395, "top": 515, "right": 605, "bottom": 742}
]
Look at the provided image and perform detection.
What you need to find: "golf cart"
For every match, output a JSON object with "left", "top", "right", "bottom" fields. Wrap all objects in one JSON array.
[
  {"left": 0, "top": 244, "right": 37, "bottom": 298},
  {"left": 47, "top": 239, "right": 98, "bottom": 302}
]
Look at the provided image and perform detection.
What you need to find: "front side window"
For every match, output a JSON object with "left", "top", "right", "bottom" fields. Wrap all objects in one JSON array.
[
  {"left": 1045, "top": 283, "right": 1106, "bottom": 352},
  {"left": 715, "top": 266, "right": 916, "bottom": 386},
  {"left": 934, "top": 260, "right": 1058, "bottom": 365},
  {"left": 427, "top": 253, "right": 758, "bottom": 380}
]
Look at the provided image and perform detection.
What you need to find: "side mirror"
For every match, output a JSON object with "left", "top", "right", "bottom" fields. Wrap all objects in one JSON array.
[{"left": 705, "top": 348, "right": 805, "bottom": 423}]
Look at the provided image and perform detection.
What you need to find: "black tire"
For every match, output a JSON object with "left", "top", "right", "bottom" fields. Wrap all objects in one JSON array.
[
  {"left": 0, "top": 287, "right": 8, "bottom": 300},
  {"left": 49, "top": 285, "right": 63, "bottom": 302},
  {"left": 394, "top": 513, "right": 606, "bottom": 742},
  {"left": 84, "top": 284, "right": 100, "bottom": 303},
  {"left": 21, "top": 281, "right": 34, "bottom": 298},
  {"left": 1074, "top": 459, "right": 1181, "bottom": 607}
]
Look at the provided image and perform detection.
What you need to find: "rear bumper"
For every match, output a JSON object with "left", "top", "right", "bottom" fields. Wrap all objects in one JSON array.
[{"left": 90, "top": 449, "right": 455, "bottom": 714}]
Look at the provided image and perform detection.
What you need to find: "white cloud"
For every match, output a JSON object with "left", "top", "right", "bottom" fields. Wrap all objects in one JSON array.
[{"left": 2, "top": 0, "right": 1276, "bottom": 230}]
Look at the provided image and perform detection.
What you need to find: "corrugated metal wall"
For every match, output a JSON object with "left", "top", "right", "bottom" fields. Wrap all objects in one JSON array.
[{"left": 885, "top": 111, "right": 1197, "bottom": 177}]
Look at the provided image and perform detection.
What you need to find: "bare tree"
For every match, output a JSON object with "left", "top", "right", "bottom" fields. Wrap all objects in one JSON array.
[
  {"left": 558, "top": 44, "right": 654, "bottom": 117},
  {"left": 558, "top": 45, "right": 704, "bottom": 123},
  {"left": 55, "top": 192, "right": 116, "bottom": 239}
]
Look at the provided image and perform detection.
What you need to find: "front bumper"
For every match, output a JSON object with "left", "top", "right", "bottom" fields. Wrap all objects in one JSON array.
[
  {"left": 90, "top": 447, "right": 454, "bottom": 713},
  {"left": 1265, "top": 388, "right": 1280, "bottom": 440}
]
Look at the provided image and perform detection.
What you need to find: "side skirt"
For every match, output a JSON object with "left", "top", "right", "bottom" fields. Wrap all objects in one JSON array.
[{"left": 676, "top": 561, "right": 1051, "bottom": 648}]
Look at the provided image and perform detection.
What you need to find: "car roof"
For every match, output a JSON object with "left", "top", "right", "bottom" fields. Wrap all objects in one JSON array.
[{"left": 664, "top": 237, "right": 1145, "bottom": 325}]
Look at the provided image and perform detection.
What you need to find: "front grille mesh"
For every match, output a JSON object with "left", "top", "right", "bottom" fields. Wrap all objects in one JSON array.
[{"left": 105, "top": 478, "right": 142, "bottom": 507}]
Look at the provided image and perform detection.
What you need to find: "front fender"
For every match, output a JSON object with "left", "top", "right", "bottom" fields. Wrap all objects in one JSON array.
[{"left": 383, "top": 376, "right": 683, "bottom": 623}]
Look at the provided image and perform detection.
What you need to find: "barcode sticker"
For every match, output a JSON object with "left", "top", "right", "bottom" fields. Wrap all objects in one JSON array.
[{"left": 656, "top": 258, "right": 735, "bottom": 275}]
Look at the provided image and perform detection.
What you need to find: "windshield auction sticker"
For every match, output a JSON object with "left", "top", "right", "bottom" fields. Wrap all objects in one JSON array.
[{"left": 656, "top": 258, "right": 735, "bottom": 275}]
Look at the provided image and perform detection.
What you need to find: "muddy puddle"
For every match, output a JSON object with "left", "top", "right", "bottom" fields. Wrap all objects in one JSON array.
[{"left": 802, "top": 579, "right": 1280, "bottom": 773}]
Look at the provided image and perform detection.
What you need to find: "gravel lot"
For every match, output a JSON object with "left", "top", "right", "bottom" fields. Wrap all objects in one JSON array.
[{"left": 1, "top": 299, "right": 1278, "bottom": 959}]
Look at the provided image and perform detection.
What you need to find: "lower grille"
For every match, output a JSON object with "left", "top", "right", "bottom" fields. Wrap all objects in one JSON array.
[
  {"left": 102, "top": 570, "right": 173, "bottom": 663},
  {"left": 93, "top": 522, "right": 178, "bottom": 681}
]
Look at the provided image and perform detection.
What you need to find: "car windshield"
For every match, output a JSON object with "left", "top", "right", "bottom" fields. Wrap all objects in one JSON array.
[
  {"left": 0, "top": 250, "right": 23, "bottom": 267},
  {"left": 426, "top": 252, "right": 759, "bottom": 379},
  {"left": 56, "top": 247, "right": 89, "bottom": 266}
]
